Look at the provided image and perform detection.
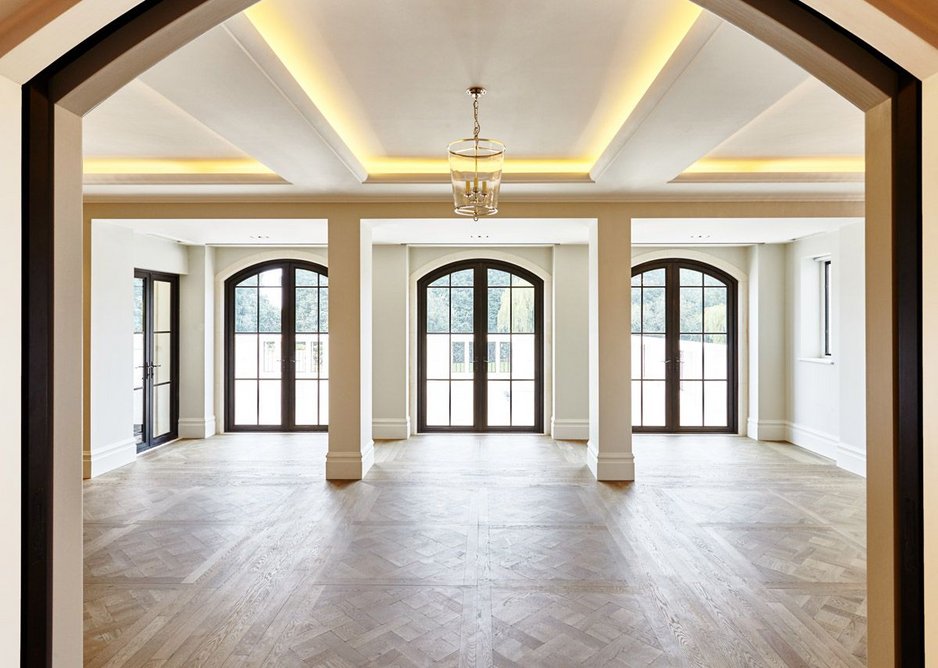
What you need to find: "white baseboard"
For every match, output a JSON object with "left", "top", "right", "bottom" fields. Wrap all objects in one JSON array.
[
  {"left": 551, "top": 418, "right": 589, "bottom": 441},
  {"left": 586, "top": 442, "right": 635, "bottom": 481},
  {"left": 373, "top": 418, "right": 410, "bottom": 440},
  {"left": 325, "top": 441, "right": 375, "bottom": 480},
  {"left": 83, "top": 437, "right": 136, "bottom": 479},
  {"left": 786, "top": 421, "right": 838, "bottom": 460},
  {"left": 836, "top": 441, "right": 867, "bottom": 477},
  {"left": 748, "top": 418, "right": 788, "bottom": 442},
  {"left": 178, "top": 416, "right": 216, "bottom": 439},
  {"left": 748, "top": 418, "right": 866, "bottom": 477}
]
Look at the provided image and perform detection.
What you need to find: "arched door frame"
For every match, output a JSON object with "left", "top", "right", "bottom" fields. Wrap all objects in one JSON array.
[
  {"left": 20, "top": 0, "right": 924, "bottom": 664},
  {"left": 416, "top": 258, "right": 545, "bottom": 433},
  {"left": 632, "top": 249, "right": 749, "bottom": 434},
  {"left": 631, "top": 258, "right": 739, "bottom": 434},
  {"left": 222, "top": 258, "right": 329, "bottom": 433}
]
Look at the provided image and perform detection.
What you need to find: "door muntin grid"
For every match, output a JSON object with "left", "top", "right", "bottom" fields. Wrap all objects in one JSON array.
[
  {"left": 419, "top": 260, "right": 543, "bottom": 432},
  {"left": 631, "top": 260, "right": 737, "bottom": 433},
  {"left": 226, "top": 261, "right": 328, "bottom": 431}
]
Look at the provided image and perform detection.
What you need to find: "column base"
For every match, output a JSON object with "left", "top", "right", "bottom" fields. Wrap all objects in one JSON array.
[
  {"left": 326, "top": 441, "right": 375, "bottom": 480},
  {"left": 586, "top": 442, "right": 635, "bottom": 481}
]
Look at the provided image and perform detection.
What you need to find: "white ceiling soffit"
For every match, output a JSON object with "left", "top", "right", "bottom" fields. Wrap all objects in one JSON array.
[
  {"left": 369, "top": 219, "right": 594, "bottom": 245},
  {"left": 98, "top": 216, "right": 860, "bottom": 247},
  {"left": 102, "top": 218, "right": 329, "bottom": 245},
  {"left": 632, "top": 217, "right": 861, "bottom": 244}
]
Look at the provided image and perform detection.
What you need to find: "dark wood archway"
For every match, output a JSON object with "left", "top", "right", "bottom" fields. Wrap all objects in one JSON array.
[{"left": 20, "top": 0, "right": 924, "bottom": 664}]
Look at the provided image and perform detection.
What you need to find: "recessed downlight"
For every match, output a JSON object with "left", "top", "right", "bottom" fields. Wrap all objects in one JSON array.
[
  {"left": 249, "top": 234, "right": 271, "bottom": 240},
  {"left": 469, "top": 234, "right": 491, "bottom": 240},
  {"left": 689, "top": 233, "right": 711, "bottom": 239}
]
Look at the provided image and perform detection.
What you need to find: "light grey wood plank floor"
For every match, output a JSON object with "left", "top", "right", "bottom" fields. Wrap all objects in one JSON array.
[{"left": 83, "top": 433, "right": 867, "bottom": 667}]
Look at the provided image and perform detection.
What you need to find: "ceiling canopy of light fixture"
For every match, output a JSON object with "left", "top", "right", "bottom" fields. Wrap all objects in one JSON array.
[{"left": 448, "top": 87, "right": 505, "bottom": 221}]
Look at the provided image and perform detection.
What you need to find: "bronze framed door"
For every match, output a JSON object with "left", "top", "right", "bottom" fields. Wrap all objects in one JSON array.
[
  {"left": 418, "top": 260, "right": 544, "bottom": 433},
  {"left": 631, "top": 259, "right": 738, "bottom": 433},
  {"left": 225, "top": 260, "right": 329, "bottom": 432},
  {"left": 133, "top": 270, "right": 180, "bottom": 452}
]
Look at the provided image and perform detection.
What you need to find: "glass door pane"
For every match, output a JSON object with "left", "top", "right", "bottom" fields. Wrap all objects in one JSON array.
[
  {"left": 133, "top": 277, "right": 145, "bottom": 446},
  {"left": 294, "top": 268, "right": 328, "bottom": 427},
  {"left": 233, "top": 268, "right": 283, "bottom": 426},
  {"left": 486, "top": 269, "right": 536, "bottom": 428},
  {"left": 425, "top": 269, "right": 475, "bottom": 427},
  {"left": 151, "top": 279, "right": 175, "bottom": 440},
  {"left": 631, "top": 268, "right": 667, "bottom": 428}
]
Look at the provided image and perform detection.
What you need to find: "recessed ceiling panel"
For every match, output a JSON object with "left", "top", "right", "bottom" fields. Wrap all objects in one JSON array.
[
  {"left": 245, "top": 0, "right": 701, "bottom": 162},
  {"left": 84, "top": 80, "right": 249, "bottom": 159},
  {"left": 707, "top": 78, "right": 864, "bottom": 159}
]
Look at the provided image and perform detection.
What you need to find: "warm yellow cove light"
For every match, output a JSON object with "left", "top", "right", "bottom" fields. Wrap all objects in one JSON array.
[
  {"left": 245, "top": 2, "right": 702, "bottom": 178},
  {"left": 684, "top": 157, "right": 866, "bottom": 174},
  {"left": 366, "top": 158, "right": 594, "bottom": 176},
  {"left": 83, "top": 158, "right": 275, "bottom": 175}
]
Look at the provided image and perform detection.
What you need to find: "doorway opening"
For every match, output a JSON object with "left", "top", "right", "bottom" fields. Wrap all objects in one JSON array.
[
  {"left": 133, "top": 270, "right": 179, "bottom": 452},
  {"left": 224, "top": 259, "right": 329, "bottom": 431},
  {"left": 417, "top": 259, "right": 544, "bottom": 432},
  {"left": 631, "top": 259, "right": 738, "bottom": 433}
]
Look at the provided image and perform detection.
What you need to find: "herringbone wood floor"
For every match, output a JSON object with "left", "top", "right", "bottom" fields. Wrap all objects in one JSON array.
[{"left": 83, "top": 433, "right": 867, "bottom": 666}]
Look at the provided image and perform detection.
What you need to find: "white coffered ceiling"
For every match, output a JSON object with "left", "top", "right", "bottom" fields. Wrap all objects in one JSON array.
[{"left": 82, "top": 0, "right": 865, "bottom": 201}]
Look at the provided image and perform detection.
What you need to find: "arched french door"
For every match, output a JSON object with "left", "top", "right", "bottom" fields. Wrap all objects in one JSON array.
[
  {"left": 224, "top": 260, "right": 328, "bottom": 431},
  {"left": 418, "top": 260, "right": 544, "bottom": 432},
  {"left": 631, "top": 259, "right": 738, "bottom": 433}
]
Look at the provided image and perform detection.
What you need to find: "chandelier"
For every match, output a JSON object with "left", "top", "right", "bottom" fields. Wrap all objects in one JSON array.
[{"left": 448, "top": 87, "right": 505, "bottom": 220}]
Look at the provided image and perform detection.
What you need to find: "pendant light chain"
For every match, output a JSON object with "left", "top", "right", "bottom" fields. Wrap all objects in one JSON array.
[
  {"left": 448, "top": 86, "right": 504, "bottom": 220},
  {"left": 472, "top": 92, "right": 481, "bottom": 219}
]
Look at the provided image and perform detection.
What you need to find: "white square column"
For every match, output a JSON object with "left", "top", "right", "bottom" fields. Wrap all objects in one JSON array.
[
  {"left": 587, "top": 215, "right": 635, "bottom": 481},
  {"left": 326, "top": 215, "right": 374, "bottom": 480}
]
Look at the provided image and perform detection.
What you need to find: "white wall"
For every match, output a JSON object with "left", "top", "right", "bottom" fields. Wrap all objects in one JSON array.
[
  {"left": 88, "top": 223, "right": 136, "bottom": 476},
  {"left": 748, "top": 244, "right": 788, "bottom": 440},
  {"left": 552, "top": 245, "right": 589, "bottom": 439},
  {"left": 134, "top": 234, "right": 188, "bottom": 274},
  {"left": 632, "top": 245, "right": 750, "bottom": 273},
  {"left": 785, "top": 223, "right": 866, "bottom": 474},
  {"left": 372, "top": 246, "right": 410, "bottom": 438},
  {"left": 0, "top": 73, "right": 21, "bottom": 664},
  {"left": 88, "top": 226, "right": 188, "bottom": 477},
  {"left": 179, "top": 245, "right": 216, "bottom": 438}
]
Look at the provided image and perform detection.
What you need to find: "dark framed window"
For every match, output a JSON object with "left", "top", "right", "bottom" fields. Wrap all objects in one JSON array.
[
  {"left": 631, "top": 259, "right": 738, "bottom": 433},
  {"left": 418, "top": 259, "right": 544, "bottom": 433},
  {"left": 224, "top": 260, "right": 328, "bottom": 432},
  {"left": 823, "top": 258, "right": 833, "bottom": 357}
]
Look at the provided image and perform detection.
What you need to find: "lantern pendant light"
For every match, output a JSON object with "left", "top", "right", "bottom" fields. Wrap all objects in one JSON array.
[{"left": 448, "top": 87, "right": 505, "bottom": 221}]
